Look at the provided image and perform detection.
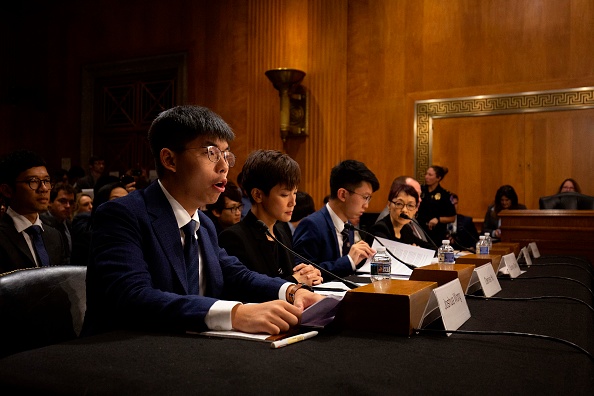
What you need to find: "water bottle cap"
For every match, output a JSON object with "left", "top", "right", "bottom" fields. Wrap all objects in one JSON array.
[
  {"left": 479, "top": 235, "right": 485, "bottom": 240},
  {"left": 484, "top": 232, "right": 489, "bottom": 236},
  {"left": 441, "top": 240, "right": 449, "bottom": 244}
]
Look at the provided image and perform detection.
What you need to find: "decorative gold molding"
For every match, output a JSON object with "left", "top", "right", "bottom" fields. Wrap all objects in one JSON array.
[{"left": 414, "top": 87, "right": 594, "bottom": 181}]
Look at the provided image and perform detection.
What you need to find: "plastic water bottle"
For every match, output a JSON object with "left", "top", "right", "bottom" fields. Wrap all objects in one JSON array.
[
  {"left": 484, "top": 232, "right": 492, "bottom": 250},
  {"left": 476, "top": 235, "right": 489, "bottom": 255},
  {"left": 438, "top": 240, "right": 455, "bottom": 264},
  {"left": 370, "top": 247, "right": 392, "bottom": 282}
]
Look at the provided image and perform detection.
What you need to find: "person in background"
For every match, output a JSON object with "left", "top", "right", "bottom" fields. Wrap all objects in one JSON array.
[
  {"left": 288, "top": 191, "right": 315, "bottom": 235},
  {"left": 558, "top": 178, "right": 581, "bottom": 194},
  {"left": 75, "top": 156, "right": 105, "bottom": 192},
  {"left": 40, "top": 182, "right": 77, "bottom": 261},
  {"left": 367, "top": 184, "right": 435, "bottom": 251},
  {"left": 73, "top": 193, "right": 93, "bottom": 216},
  {"left": 483, "top": 185, "right": 526, "bottom": 240},
  {"left": 203, "top": 180, "right": 243, "bottom": 235},
  {"left": 219, "top": 150, "right": 322, "bottom": 286},
  {"left": 52, "top": 169, "right": 70, "bottom": 186},
  {"left": 70, "top": 182, "right": 128, "bottom": 266},
  {"left": 83, "top": 105, "right": 323, "bottom": 337},
  {"left": 448, "top": 193, "right": 479, "bottom": 251},
  {"left": 417, "top": 165, "right": 456, "bottom": 246},
  {"left": 0, "top": 150, "right": 67, "bottom": 273},
  {"left": 293, "top": 159, "right": 379, "bottom": 277},
  {"left": 375, "top": 175, "right": 429, "bottom": 245},
  {"left": 236, "top": 171, "right": 252, "bottom": 219}
]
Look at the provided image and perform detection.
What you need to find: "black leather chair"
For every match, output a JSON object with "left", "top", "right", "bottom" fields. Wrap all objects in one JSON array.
[
  {"left": 538, "top": 192, "right": 594, "bottom": 210},
  {"left": 0, "top": 266, "right": 87, "bottom": 357}
]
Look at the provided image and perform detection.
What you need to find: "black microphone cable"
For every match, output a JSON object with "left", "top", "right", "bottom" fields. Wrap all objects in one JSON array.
[
  {"left": 448, "top": 232, "right": 476, "bottom": 253},
  {"left": 254, "top": 220, "right": 359, "bottom": 289},
  {"left": 412, "top": 328, "right": 594, "bottom": 363},
  {"left": 497, "top": 275, "right": 594, "bottom": 298},
  {"left": 344, "top": 223, "right": 417, "bottom": 271},
  {"left": 517, "top": 262, "right": 594, "bottom": 280},
  {"left": 464, "top": 294, "right": 594, "bottom": 314}
]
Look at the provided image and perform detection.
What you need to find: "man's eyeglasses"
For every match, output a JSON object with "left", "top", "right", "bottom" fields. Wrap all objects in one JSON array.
[
  {"left": 391, "top": 201, "right": 417, "bottom": 211},
  {"left": 346, "top": 189, "right": 372, "bottom": 203},
  {"left": 185, "top": 146, "right": 236, "bottom": 167},
  {"left": 15, "top": 178, "right": 54, "bottom": 190},
  {"left": 222, "top": 204, "right": 244, "bottom": 214}
]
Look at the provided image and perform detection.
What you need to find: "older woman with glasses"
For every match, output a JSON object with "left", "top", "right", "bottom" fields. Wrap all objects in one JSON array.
[{"left": 367, "top": 183, "right": 436, "bottom": 251}]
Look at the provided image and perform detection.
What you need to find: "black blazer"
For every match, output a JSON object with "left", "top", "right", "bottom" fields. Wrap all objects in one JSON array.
[
  {"left": 0, "top": 213, "right": 67, "bottom": 274},
  {"left": 450, "top": 214, "right": 479, "bottom": 251},
  {"left": 367, "top": 215, "right": 436, "bottom": 252},
  {"left": 218, "top": 211, "right": 297, "bottom": 282}
]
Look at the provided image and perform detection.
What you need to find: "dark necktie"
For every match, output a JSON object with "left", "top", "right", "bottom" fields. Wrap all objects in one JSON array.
[
  {"left": 25, "top": 225, "right": 50, "bottom": 267},
  {"left": 182, "top": 220, "right": 199, "bottom": 295},
  {"left": 341, "top": 224, "right": 352, "bottom": 257}
]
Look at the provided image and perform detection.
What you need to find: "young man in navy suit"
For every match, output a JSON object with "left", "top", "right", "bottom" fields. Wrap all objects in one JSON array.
[
  {"left": 0, "top": 150, "right": 67, "bottom": 273},
  {"left": 292, "top": 160, "right": 380, "bottom": 277},
  {"left": 83, "top": 105, "right": 323, "bottom": 336}
]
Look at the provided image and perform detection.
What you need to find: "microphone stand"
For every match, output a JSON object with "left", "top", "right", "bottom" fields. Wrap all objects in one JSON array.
[
  {"left": 344, "top": 223, "right": 417, "bottom": 271},
  {"left": 405, "top": 214, "right": 439, "bottom": 251},
  {"left": 255, "top": 220, "right": 359, "bottom": 289}
]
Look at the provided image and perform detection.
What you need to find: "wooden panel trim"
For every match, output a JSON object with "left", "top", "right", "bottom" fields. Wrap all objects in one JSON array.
[{"left": 414, "top": 87, "right": 594, "bottom": 181}]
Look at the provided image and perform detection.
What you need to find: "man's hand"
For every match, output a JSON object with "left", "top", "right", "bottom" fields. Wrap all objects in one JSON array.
[
  {"left": 293, "top": 263, "right": 323, "bottom": 286},
  {"left": 293, "top": 289, "right": 325, "bottom": 311},
  {"left": 348, "top": 241, "right": 376, "bottom": 264},
  {"left": 231, "top": 301, "right": 301, "bottom": 335}
]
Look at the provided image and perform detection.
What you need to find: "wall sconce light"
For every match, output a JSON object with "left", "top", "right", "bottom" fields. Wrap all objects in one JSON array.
[{"left": 265, "top": 68, "right": 307, "bottom": 141}]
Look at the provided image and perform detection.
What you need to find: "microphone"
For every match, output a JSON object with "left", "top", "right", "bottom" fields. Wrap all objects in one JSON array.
[
  {"left": 343, "top": 223, "right": 416, "bottom": 271},
  {"left": 254, "top": 220, "right": 359, "bottom": 289},
  {"left": 399, "top": 213, "right": 440, "bottom": 250}
]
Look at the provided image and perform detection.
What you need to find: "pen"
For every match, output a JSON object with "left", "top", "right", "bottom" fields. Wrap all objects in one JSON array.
[{"left": 270, "top": 331, "right": 318, "bottom": 349}]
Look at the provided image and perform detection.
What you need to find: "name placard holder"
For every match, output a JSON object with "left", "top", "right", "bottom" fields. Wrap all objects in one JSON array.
[
  {"left": 471, "top": 263, "right": 501, "bottom": 297},
  {"left": 519, "top": 246, "right": 532, "bottom": 267},
  {"left": 528, "top": 242, "right": 541, "bottom": 258},
  {"left": 418, "top": 279, "right": 471, "bottom": 336},
  {"left": 500, "top": 253, "right": 523, "bottom": 278}
]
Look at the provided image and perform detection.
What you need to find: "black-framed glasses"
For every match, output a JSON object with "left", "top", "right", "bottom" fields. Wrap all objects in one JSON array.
[
  {"left": 15, "top": 178, "right": 54, "bottom": 190},
  {"left": 186, "top": 146, "right": 236, "bottom": 167},
  {"left": 391, "top": 201, "right": 417, "bottom": 211},
  {"left": 222, "top": 204, "right": 244, "bottom": 214},
  {"left": 346, "top": 189, "right": 372, "bottom": 203}
]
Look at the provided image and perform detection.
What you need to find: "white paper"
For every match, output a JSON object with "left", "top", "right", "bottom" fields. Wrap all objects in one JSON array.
[
  {"left": 359, "top": 237, "right": 435, "bottom": 276},
  {"left": 528, "top": 242, "right": 541, "bottom": 258},
  {"left": 501, "top": 253, "right": 522, "bottom": 278}
]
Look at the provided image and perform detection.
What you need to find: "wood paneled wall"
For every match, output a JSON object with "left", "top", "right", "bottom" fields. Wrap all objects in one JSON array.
[{"left": 2, "top": 0, "right": 594, "bottom": 215}]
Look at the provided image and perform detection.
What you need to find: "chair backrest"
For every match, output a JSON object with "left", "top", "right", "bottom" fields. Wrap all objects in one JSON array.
[
  {"left": 0, "top": 266, "right": 87, "bottom": 357},
  {"left": 538, "top": 192, "right": 594, "bottom": 210}
]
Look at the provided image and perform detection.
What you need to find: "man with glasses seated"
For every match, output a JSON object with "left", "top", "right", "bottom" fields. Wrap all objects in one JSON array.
[
  {"left": 0, "top": 150, "right": 68, "bottom": 273},
  {"left": 292, "top": 160, "right": 380, "bottom": 277},
  {"left": 40, "top": 182, "right": 77, "bottom": 263},
  {"left": 203, "top": 180, "right": 243, "bottom": 235},
  {"left": 84, "top": 105, "right": 323, "bottom": 337}
]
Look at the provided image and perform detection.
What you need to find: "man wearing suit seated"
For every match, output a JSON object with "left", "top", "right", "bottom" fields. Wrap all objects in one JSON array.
[
  {"left": 0, "top": 150, "right": 67, "bottom": 273},
  {"left": 292, "top": 160, "right": 379, "bottom": 277},
  {"left": 448, "top": 193, "right": 479, "bottom": 252},
  {"left": 83, "top": 105, "right": 323, "bottom": 336},
  {"left": 40, "top": 182, "right": 77, "bottom": 263}
]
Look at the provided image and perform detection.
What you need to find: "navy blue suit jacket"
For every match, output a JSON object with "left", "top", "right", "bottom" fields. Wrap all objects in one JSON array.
[
  {"left": 83, "top": 181, "right": 286, "bottom": 335},
  {"left": 292, "top": 206, "right": 354, "bottom": 277}
]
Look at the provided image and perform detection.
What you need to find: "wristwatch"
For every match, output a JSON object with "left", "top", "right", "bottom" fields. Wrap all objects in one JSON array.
[{"left": 288, "top": 282, "right": 314, "bottom": 304}]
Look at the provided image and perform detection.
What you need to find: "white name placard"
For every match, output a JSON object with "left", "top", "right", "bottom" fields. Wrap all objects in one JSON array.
[
  {"left": 502, "top": 253, "right": 522, "bottom": 278},
  {"left": 474, "top": 263, "right": 501, "bottom": 297},
  {"left": 528, "top": 242, "right": 541, "bottom": 258},
  {"left": 419, "top": 279, "right": 471, "bottom": 335}
]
